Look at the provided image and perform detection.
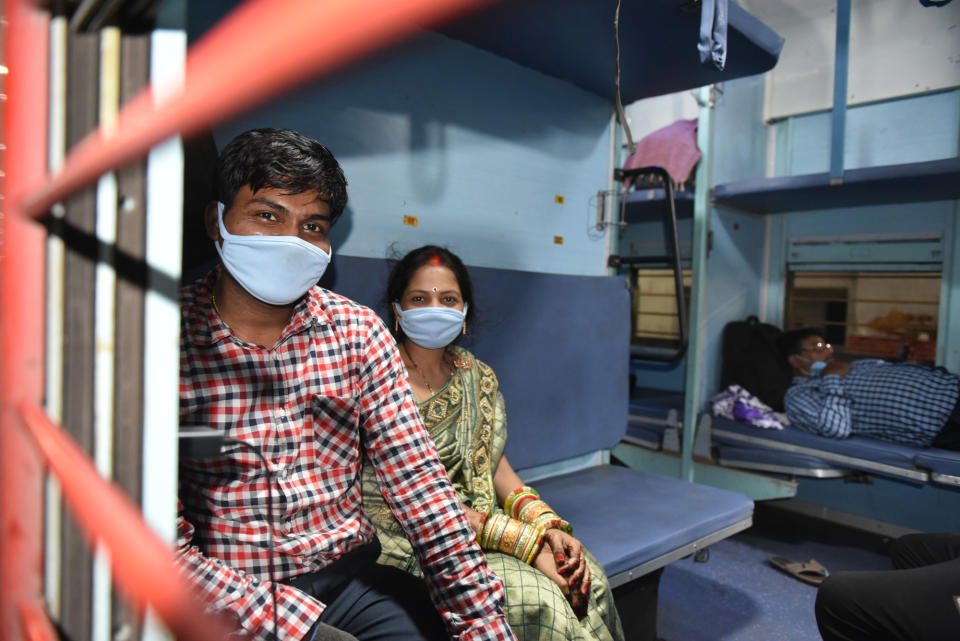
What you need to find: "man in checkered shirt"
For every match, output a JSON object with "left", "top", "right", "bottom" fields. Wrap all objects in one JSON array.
[
  {"left": 177, "top": 128, "right": 515, "bottom": 641},
  {"left": 779, "top": 328, "right": 960, "bottom": 450}
]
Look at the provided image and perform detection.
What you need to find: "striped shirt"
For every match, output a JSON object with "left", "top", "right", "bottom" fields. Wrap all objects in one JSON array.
[
  {"left": 784, "top": 359, "right": 960, "bottom": 447},
  {"left": 177, "top": 270, "right": 513, "bottom": 641}
]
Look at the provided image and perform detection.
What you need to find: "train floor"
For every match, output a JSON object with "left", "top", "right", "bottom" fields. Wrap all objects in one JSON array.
[{"left": 655, "top": 502, "right": 892, "bottom": 641}]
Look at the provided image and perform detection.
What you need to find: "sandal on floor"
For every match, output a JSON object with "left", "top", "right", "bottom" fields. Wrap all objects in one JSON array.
[{"left": 767, "top": 556, "right": 830, "bottom": 586}]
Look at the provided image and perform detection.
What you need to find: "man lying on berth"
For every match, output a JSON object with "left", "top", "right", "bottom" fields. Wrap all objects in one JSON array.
[
  {"left": 177, "top": 128, "right": 515, "bottom": 641},
  {"left": 778, "top": 328, "right": 960, "bottom": 450}
]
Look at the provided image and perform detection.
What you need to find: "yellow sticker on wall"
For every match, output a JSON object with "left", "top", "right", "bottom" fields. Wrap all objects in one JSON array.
[
  {"left": 403, "top": 215, "right": 418, "bottom": 227},
  {"left": 554, "top": 236, "right": 564, "bottom": 245},
  {"left": 555, "top": 195, "right": 565, "bottom": 204}
]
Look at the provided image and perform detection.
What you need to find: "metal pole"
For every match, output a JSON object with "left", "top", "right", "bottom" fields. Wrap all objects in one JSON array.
[
  {"left": 681, "top": 85, "right": 715, "bottom": 482},
  {"left": 0, "top": 2, "right": 50, "bottom": 640},
  {"left": 829, "top": 0, "right": 851, "bottom": 183}
]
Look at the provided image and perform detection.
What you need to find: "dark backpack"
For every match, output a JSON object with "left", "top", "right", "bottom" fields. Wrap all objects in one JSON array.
[{"left": 719, "top": 316, "right": 793, "bottom": 412}]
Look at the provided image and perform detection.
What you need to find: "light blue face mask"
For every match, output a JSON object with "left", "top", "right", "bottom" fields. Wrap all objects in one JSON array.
[
  {"left": 809, "top": 360, "right": 828, "bottom": 375},
  {"left": 393, "top": 302, "right": 468, "bottom": 350},
  {"left": 215, "top": 202, "right": 331, "bottom": 306}
]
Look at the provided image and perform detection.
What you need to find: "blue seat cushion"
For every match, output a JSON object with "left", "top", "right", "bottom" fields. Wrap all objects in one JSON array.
[
  {"left": 715, "top": 445, "right": 846, "bottom": 477},
  {"left": 628, "top": 400, "right": 677, "bottom": 422},
  {"left": 630, "top": 389, "right": 685, "bottom": 412},
  {"left": 915, "top": 448, "right": 960, "bottom": 479},
  {"left": 533, "top": 465, "right": 753, "bottom": 578},
  {"left": 711, "top": 416, "right": 925, "bottom": 482},
  {"left": 623, "top": 423, "right": 664, "bottom": 449},
  {"left": 625, "top": 401, "right": 672, "bottom": 448}
]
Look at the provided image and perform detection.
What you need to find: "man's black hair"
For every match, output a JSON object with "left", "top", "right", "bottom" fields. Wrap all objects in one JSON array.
[
  {"left": 777, "top": 327, "right": 825, "bottom": 363},
  {"left": 215, "top": 128, "right": 348, "bottom": 223}
]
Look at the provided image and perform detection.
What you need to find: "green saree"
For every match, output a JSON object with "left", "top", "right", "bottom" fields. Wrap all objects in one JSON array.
[{"left": 361, "top": 347, "right": 624, "bottom": 641}]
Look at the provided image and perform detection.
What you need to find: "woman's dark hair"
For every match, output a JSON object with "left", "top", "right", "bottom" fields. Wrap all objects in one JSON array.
[
  {"left": 777, "top": 327, "right": 825, "bottom": 363},
  {"left": 385, "top": 245, "right": 475, "bottom": 342},
  {"left": 215, "top": 128, "right": 348, "bottom": 223}
]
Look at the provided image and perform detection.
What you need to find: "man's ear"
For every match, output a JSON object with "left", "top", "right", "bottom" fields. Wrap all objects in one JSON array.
[{"left": 204, "top": 201, "right": 221, "bottom": 242}]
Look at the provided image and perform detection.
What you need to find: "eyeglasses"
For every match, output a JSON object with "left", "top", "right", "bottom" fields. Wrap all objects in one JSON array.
[{"left": 802, "top": 342, "right": 832, "bottom": 353}]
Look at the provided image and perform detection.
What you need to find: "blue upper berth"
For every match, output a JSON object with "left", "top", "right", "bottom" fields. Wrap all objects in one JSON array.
[
  {"left": 435, "top": 0, "right": 783, "bottom": 103},
  {"left": 713, "top": 157, "right": 960, "bottom": 213}
]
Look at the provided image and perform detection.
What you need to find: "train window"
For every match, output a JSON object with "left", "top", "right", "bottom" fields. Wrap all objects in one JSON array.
[
  {"left": 631, "top": 268, "right": 692, "bottom": 348},
  {"left": 785, "top": 271, "right": 941, "bottom": 364}
]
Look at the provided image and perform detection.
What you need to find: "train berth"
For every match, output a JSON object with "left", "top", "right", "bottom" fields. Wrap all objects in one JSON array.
[
  {"left": 624, "top": 399, "right": 680, "bottom": 451},
  {"left": 708, "top": 415, "right": 933, "bottom": 483},
  {"left": 914, "top": 449, "right": 960, "bottom": 488},
  {"left": 713, "top": 445, "right": 847, "bottom": 479},
  {"left": 712, "top": 157, "right": 960, "bottom": 213}
]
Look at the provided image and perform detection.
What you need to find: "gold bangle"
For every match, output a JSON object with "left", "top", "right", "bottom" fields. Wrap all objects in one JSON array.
[{"left": 499, "top": 520, "right": 522, "bottom": 553}]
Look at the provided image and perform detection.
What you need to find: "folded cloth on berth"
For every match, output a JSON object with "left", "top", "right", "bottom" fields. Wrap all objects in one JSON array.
[{"left": 712, "top": 384, "right": 789, "bottom": 430}]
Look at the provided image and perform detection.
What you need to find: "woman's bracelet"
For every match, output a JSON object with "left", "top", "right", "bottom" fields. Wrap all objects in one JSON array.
[
  {"left": 504, "top": 486, "right": 539, "bottom": 518},
  {"left": 519, "top": 500, "right": 572, "bottom": 534},
  {"left": 504, "top": 485, "right": 572, "bottom": 534},
  {"left": 477, "top": 512, "right": 543, "bottom": 564},
  {"left": 475, "top": 510, "right": 489, "bottom": 537}
]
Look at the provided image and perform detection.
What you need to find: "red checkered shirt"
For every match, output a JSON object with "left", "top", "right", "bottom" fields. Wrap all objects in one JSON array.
[{"left": 177, "top": 270, "right": 514, "bottom": 641}]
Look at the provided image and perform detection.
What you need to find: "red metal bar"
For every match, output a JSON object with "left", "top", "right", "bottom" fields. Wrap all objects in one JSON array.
[
  {"left": 20, "top": 0, "right": 496, "bottom": 218},
  {"left": 17, "top": 403, "right": 235, "bottom": 641},
  {"left": 0, "top": 2, "right": 50, "bottom": 640},
  {"left": 16, "top": 602, "right": 58, "bottom": 641}
]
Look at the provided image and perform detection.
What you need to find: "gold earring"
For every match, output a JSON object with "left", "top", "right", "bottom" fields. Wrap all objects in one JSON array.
[
  {"left": 395, "top": 317, "right": 399, "bottom": 333},
  {"left": 462, "top": 321, "right": 467, "bottom": 335}
]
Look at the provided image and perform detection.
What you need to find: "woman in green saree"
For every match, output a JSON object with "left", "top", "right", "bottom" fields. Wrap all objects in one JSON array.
[{"left": 361, "top": 246, "right": 624, "bottom": 641}]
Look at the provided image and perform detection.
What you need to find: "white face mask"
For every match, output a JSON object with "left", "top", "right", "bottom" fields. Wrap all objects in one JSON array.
[
  {"left": 214, "top": 202, "right": 331, "bottom": 306},
  {"left": 393, "top": 302, "right": 468, "bottom": 349}
]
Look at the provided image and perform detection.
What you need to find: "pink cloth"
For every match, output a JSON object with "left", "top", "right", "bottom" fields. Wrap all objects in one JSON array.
[{"left": 623, "top": 119, "right": 701, "bottom": 187}]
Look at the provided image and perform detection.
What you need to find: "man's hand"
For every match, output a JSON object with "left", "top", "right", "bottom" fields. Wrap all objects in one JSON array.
[{"left": 822, "top": 360, "right": 851, "bottom": 377}]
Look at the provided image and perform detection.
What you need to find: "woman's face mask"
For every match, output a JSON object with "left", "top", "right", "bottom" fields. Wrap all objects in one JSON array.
[
  {"left": 394, "top": 303, "right": 467, "bottom": 349},
  {"left": 215, "top": 202, "right": 331, "bottom": 305}
]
